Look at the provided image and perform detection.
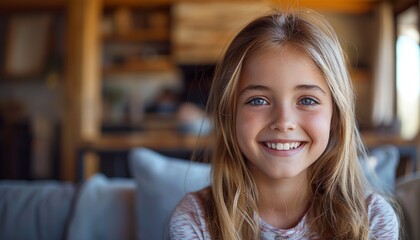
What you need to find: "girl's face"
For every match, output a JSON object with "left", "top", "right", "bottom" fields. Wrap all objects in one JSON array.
[{"left": 236, "top": 43, "right": 333, "bottom": 183}]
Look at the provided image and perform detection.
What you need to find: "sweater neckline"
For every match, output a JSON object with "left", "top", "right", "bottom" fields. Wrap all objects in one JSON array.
[{"left": 258, "top": 213, "right": 308, "bottom": 238}]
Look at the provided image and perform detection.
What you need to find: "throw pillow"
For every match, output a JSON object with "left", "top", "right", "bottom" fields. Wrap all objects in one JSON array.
[
  {"left": 129, "top": 148, "right": 211, "bottom": 240},
  {"left": 66, "top": 174, "right": 136, "bottom": 240},
  {"left": 361, "top": 145, "right": 400, "bottom": 192}
]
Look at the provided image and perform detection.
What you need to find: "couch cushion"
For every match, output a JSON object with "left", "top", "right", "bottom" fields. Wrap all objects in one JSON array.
[
  {"left": 0, "top": 180, "right": 75, "bottom": 240},
  {"left": 361, "top": 145, "right": 399, "bottom": 192},
  {"left": 66, "top": 174, "right": 136, "bottom": 240},
  {"left": 129, "top": 148, "right": 211, "bottom": 240},
  {"left": 396, "top": 173, "right": 420, "bottom": 240}
]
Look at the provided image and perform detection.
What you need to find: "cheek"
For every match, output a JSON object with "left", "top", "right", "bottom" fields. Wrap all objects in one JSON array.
[
  {"left": 305, "top": 111, "right": 332, "bottom": 145},
  {"left": 236, "top": 111, "right": 252, "bottom": 141},
  {"left": 235, "top": 110, "right": 263, "bottom": 146}
]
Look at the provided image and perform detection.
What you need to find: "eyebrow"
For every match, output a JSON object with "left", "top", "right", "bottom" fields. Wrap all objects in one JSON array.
[
  {"left": 295, "top": 84, "right": 327, "bottom": 95},
  {"left": 239, "top": 84, "right": 327, "bottom": 96},
  {"left": 239, "top": 84, "right": 270, "bottom": 96}
]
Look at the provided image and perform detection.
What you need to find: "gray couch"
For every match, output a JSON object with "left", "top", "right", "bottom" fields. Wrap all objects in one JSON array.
[
  {"left": 0, "top": 146, "right": 413, "bottom": 240},
  {"left": 0, "top": 148, "right": 211, "bottom": 240}
]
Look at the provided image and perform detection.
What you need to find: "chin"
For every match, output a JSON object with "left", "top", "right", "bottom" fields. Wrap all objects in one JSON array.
[{"left": 267, "top": 167, "right": 308, "bottom": 180}]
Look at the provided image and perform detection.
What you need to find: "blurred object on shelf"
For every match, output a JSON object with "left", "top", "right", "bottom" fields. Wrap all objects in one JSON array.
[
  {"left": 114, "top": 7, "right": 131, "bottom": 35},
  {"left": 146, "top": 88, "right": 180, "bottom": 117},
  {"left": 5, "top": 14, "right": 52, "bottom": 77},
  {"left": 102, "top": 69, "right": 182, "bottom": 127},
  {"left": 103, "top": 85, "right": 126, "bottom": 124},
  {"left": 176, "top": 102, "right": 211, "bottom": 136}
]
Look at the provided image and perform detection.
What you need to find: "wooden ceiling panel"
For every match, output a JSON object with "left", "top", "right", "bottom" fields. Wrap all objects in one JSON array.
[
  {"left": 0, "top": 0, "right": 382, "bottom": 14},
  {"left": 264, "top": 0, "right": 379, "bottom": 13}
]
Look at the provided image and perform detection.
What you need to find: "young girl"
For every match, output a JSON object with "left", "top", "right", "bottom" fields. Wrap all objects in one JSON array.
[{"left": 170, "top": 10, "right": 399, "bottom": 239}]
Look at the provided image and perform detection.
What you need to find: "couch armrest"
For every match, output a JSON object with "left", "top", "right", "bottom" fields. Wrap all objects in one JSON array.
[{"left": 0, "top": 180, "right": 75, "bottom": 240}]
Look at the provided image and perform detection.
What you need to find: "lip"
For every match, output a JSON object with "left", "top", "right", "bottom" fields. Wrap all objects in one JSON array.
[{"left": 259, "top": 140, "right": 307, "bottom": 156}]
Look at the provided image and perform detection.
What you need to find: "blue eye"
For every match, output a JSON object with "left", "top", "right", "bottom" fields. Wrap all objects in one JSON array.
[
  {"left": 299, "top": 97, "right": 318, "bottom": 106},
  {"left": 248, "top": 98, "right": 268, "bottom": 106}
]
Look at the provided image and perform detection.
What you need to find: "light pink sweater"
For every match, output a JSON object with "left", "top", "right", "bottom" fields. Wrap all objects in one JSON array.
[{"left": 169, "top": 187, "right": 399, "bottom": 240}]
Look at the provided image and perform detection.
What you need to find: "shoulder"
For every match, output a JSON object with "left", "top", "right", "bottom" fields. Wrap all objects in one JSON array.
[
  {"left": 366, "top": 192, "right": 399, "bottom": 239},
  {"left": 172, "top": 187, "right": 211, "bottom": 219},
  {"left": 169, "top": 187, "right": 212, "bottom": 240}
]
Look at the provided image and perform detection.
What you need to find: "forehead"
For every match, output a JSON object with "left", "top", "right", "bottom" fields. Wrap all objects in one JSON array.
[{"left": 239, "top": 43, "right": 328, "bottom": 90}]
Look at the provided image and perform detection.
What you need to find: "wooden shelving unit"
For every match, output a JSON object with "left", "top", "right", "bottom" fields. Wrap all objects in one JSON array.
[
  {"left": 0, "top": 0, "right": 66, "bottom": 11},
  {"left": 102, "top": 57, "right": 175, "bottom": 74},
  {"left": 100, "top": 2, "right": 172, "bottom": 75},
  {"left": 102, "top": 29, "right": 169, "bottom": 42},
  {"left": 0, "top": 0, "right": 392, "bottom": 182}
]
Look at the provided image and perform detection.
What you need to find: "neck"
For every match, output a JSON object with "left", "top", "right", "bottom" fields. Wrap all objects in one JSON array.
[{"left": 256, "top": 171, "right": 311, "bottom": 229}]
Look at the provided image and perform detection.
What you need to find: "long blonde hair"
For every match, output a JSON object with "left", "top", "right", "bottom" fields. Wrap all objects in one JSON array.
[{"left": 205, "top": 10, "right": 370, "bottom": 239}]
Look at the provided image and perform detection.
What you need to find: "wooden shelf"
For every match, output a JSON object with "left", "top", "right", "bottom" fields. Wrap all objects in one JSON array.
[
  {"left": 0, "top": 0, "right": 66, "bottom": 11},
  {"left": 103, "top": 0, "right": 172, "bottom": 8},
  {"left": 81, "top": 130, "right": 211, "bottom": 151},
  {"left": 101, "top": 3, "right": 172, "bottom": 74},
  {"left": 103, "top": 29, "right": 169, "bottom": 42},
  {"left": 103, "top": 57, "right": 175, "bottom": 74}
]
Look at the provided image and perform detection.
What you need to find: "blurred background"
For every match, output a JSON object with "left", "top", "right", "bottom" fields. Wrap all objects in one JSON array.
[{"left": 0, "top": 0, "right": 418, "bottom": 182}]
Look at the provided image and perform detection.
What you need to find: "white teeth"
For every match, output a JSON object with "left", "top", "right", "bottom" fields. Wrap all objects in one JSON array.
[{"left": 266, "top": 142, "right": 301, "bottom": 151}]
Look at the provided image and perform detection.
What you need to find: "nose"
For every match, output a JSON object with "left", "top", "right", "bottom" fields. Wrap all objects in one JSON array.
[{"left": 269, "top": 105, "right": 297, "bottom": 132}]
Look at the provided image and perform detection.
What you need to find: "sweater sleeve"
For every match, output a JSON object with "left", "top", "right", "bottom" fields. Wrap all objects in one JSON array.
[
  {"left": 367, "top": 193, "right": 399, "bottom": 239},
  {"left": 169, "top": 191, "right": 211, "bottom": 240}
]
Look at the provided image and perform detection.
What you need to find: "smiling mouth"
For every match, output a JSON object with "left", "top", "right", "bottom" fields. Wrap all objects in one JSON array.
[{"left": 264, "top": 142, "right": 303, "bottom": 151}]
